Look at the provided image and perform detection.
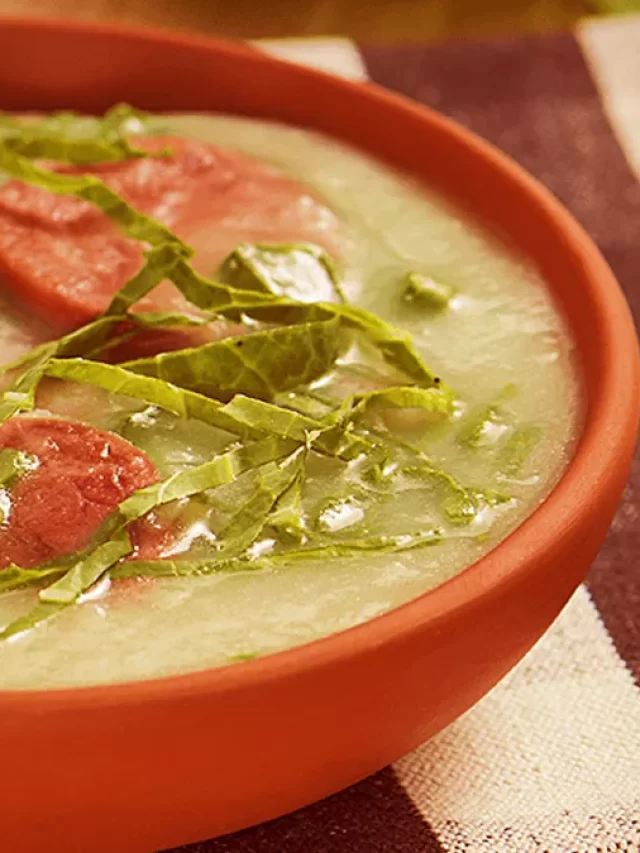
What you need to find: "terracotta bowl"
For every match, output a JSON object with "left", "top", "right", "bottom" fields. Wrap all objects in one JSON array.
[{"left": 0, "top": 18, "right": 638, "bottom": 853}]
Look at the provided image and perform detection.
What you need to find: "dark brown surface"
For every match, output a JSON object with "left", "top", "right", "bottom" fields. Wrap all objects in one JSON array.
[{"left": 171, "top": 768, "right": 444, "bottom": 853}]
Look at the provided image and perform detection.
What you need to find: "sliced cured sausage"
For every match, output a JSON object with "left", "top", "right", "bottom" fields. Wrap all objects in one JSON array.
[{"left": 0, "top": 417, "right": 168, "bottom": 569}]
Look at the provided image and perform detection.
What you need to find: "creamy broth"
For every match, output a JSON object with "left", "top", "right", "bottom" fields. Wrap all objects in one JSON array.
[{"left": 0, "top": 113, "right": 580, "bottom": 688}]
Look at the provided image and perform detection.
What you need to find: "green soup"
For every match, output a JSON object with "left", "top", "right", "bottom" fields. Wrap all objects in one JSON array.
[{"left": 0, "top": 111, "right": 580, "bottom": 688}]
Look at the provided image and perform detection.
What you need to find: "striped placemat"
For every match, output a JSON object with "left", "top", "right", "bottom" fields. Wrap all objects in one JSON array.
[{"left": 171, "top": 17, "right": 640, "bottom": 853}]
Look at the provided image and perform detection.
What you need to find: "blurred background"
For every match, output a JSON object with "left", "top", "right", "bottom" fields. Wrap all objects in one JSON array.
[{"left": 0, "top": 0, "right": 636, "bottom": 41}]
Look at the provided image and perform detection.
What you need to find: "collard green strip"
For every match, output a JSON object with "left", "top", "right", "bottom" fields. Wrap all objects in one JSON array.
[
  {"left": 0, "top": 565, "right": 66, "bottom": 594},
  {"left": 0, "top": 363, "right": 47, "bottom": 424},
  {"left": 220, "top": 394, "right": 370, "bottom": 460},
  {"left": 336, "top": 304, "right": 438, "bottom": 386},
  {"left": 123, "top": 314, "right": 345, "bottom": 400},
  {"left": 42, "top": 360, "right": 370, "bottom": 459},
  {"left": 274, "top": 390, "right": 334, "bottom": 420},
  {"left": 268, "top": 474, "right": 306, "bottom": 543},
  {"left": 0, "top": 104, "right": 151, "bottom": 146},
  {"left": 0, "top": 144, "right": 181, "bottom": 247},
  {"left": 118, "top": 436, "right": 297, "bottom": 522},
  {"left": 0, "top": 104, "right": 160, "bottom": 163},
  {"left": 129, "top": 311, "right": 212, "bottom": 329},
  {"left": 98, "top": 103, "right": 152, "bottom": 138},
  {"left": 219, "top": 242, "right": 346, "bottom": 304},
  {"left": 273, "top": 528, "right": 443, "bottom": 559},
  {"left": 498, "top": 424, "right": 542, "bottom": 476},
  {"left": 39, "top": 529, "right": 132, "bottom": 605},
  {"left": 0, "top": 448, "right": 38, "bottom": 486},
  {"left": 227, "top": 652, "right": 258, "bottom": 663},
  {"left": 111, "top": 528, "right": 443, "bottom": 580},
  {"left": 0, "top": 314, "right": 133, "bottom": 424},
  {"left": 457, "top": 404, "right": 504, "bottom": 448},
  {"left": 172, "top": 259, "right": 305, "bottom": 321},
  {"left": 44, "top": 359, "right": 261, "bottom": 441},
  {"left": 106, "top": 241, "right": 194, "bottom": 315},
  {"left": 0, "top": 315, "right": 123, "bottom": 377},
  {"left": 403, "top": 272, "right": 454, "bottom": 311},
  {"left": 336, "top": 385, "right": 453, "bottom": 422},
  {"left": 218, "top": 394, "right": 322, "bottom": 442},
  {"left": 0, "top": 449, "right": 38, "bottom": 523},
  {"left": 0, "top": 600, "right": 69, "bottom": 641},
  {"left": 0, "top": 530, "right": 132, "bottom": 639},
  {"left": 215, "top": 450, "right": 306, "bottom": 558},
  {"left": 1, "top": 134, "right": 150, "bottom": 164}
]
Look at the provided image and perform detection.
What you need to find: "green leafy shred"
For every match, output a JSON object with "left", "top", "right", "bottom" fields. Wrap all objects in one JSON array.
[
  {"left": 227, "top": 651, "right": 258, "bottom": 663},
  {"left": 0, "top": 144, "right": 181, "bottom": 247},
  {"left": 106, "top": 242, "right": 193, "bottom": 316},
  {"left": 498, "top": 424, "right": 542, "bottom": 476},
  {"left": 0, "top": 600, "right": 69, "bottom": 642},
  {"left": 40, "top": 359, "right": 370, "bottom": 460},
  {"left": 0, "top": 447, "right": 38, "bottom": 486},
  {"left": 268, "top": 473, "right": 306, "bottom": 543},
  {"left": 0, "top": 565, "right": 66, "bottom": 594},
  {"left": 0, "top": 448, "right": 39, "bottom": 525},
  {"left": 0, "top": 134, "right": 150, "bottom": 165},
  {"left": 403, "top": 271, "right": 455, "bottom": 310},
  {"left": 221, "top": 394, "right": 371, "bottom": 460},
  {"left": 44, "top": 358, "right": 265, "bottom": 442},
  {"left": 0, "top": 314, "right": 124, "bottom": 378},
  {"left": 116, "top": 436, "right": 297, "bottom": 522},
  {"left": 457, "top": 403, "right": 505, "bottom": 448},
  {"left": 0, "top": 529, "right": 132, "bottom": 638},
  {"left": 111, "top": 528, "right": 443, "bottom": 580},
  {"left": 215, "top": 450, "right": 306, "bottom": 557},
  {"left": 335, "top": 303, "right": 439, "bottom": 387},
  {"left": 38, "top": 529, "right": 132, "bottom": 605},
  {"left": 123, "top": 314, "right": 345, "bottom": 400},
  {"left": 0, "top": 362, "right": 48, "bottom": 424},
  {"left": 219, "top": 242, "right": 345, "bottom": 303},
  {"left": 335, "top": 385, "right": 453, "bottom": 424},
  {"left": 0, "top": 104, "right": 151, "bottom": 146}
]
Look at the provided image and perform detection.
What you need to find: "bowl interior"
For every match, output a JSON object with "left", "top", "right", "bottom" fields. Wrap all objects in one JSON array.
[{"left": 0, "top": 18, "right": 636, "bottom": 706}]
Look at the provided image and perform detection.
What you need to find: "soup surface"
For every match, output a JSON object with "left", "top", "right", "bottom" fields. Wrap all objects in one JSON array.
[{"left": 0, "top": 110, "right": 580, "bottom": 688}]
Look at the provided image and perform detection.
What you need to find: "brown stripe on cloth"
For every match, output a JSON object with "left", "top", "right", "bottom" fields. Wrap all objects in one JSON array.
[
  {"left": 362, "top": 33, "right": 640, "bottom": 683},
  {"left": 167, "top": 767, "right": 445, "bottom": 852}
]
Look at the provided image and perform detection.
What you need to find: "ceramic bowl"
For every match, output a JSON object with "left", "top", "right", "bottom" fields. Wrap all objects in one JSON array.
[{"left": 0, "top": 18, "right": 637, "bottom": 853}]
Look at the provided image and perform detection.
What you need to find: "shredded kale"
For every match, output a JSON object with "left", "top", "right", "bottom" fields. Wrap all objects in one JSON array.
[
  {"left": 219, "top": 242, "right": 346, "bottom": 304},
  {"left": 110, "top": 528, "right": 443, "bottom": 580},
  {"left": 123, "top": 314, "right": 345, "bottom": 400},
  {"left": 498, "top": 424, "right": 543, "bottom": 476},
  {"left": 0, "top": 447, "right": 38, "bottom": 487},
  {"left": 457, "top": 404, "right": 506, "bottom": 449},
  {"left": 403, "top": 271, "right": 455, "bottom": 310},
  {"left": 214, "top": 450, "right": 306, "bottom": 557},
  {"left": 268, "top": 473, "right": 306, "bottom": 543}
]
